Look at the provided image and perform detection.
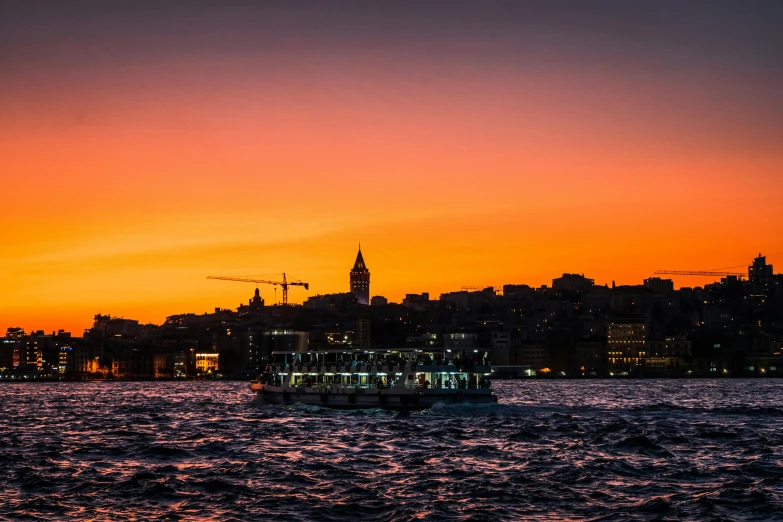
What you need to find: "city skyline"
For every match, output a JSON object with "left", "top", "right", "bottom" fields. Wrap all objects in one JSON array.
[
  {"left": 2, "top": 1, "right": 782, "bottom": 334},
  {"left": 3, "top": 4, "right": 782, "bottom": 520},
  {"left": 3, "top": 246, "right": 776, "bottom": 336},
  {"left": 3, "top": 250, "right": 780, "bottom": 382}
]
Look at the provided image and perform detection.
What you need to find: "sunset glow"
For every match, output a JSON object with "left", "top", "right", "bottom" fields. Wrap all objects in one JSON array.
[{"left": 2, "top": 1, "right": 782, "bottom": 333}]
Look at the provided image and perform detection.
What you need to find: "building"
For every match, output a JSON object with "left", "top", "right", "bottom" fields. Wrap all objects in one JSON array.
[
  {"left": 574, "top": 341, "right": 608, "bottom": 376},
  {"left": 552, "top": 273, "right": 594, "bottom": 293},
  {"left": 261, "top": 331, "right": 309, "bottom": 359},
  {"left": 444, "top": 332, "right": 478, "bottom": 349},
  {"left": 237, "top": 288, "right": 264, "bottom": 313},
  {"left": 0, "top": 338, "right": 15, "bottom": 370},
  {"left": 195, "top": 352, "right": 219, "bottom": 374},
  {"left": 349, "top": 245, "right": 370, "bottom": 305},
  {"left": 402, "top": 293, "right": 430, "bottom": 309},
  {"left": 356, "top": 309, "right": 371, "bottom": 350},
  {"left": 503, "top": 284, "right": 535, "bottom": 297},
  {"left": 490, "top": 331, "right": 511, "bottom": 365},
  {"left": 72, "top": 344, "right": 99, "bottom": 375},
  {"left": 607, "top": 319, "right": 647, "bottom": 374},
  {"left": 112, "top": 347, "right": 154, "bottom": 379},
  {"left": 515, "top": 343, "right": 547, "bottom": 372},
  {"left": 749, "top": 254, "right": 775, "bottom": 286},
  {"left": 153, "top": 354, "right": 175, "bottom": 379},
  {"left": 644, "top": 277, "right": 674, "bottom": 294},
  {"left": 58, "top": 344, "right": 72, "bottom": 373},
  {"left": 370, "top": 295, "right": 388, "bottom": 306},
  {"left": 646, "top": 336, "right": 691, "bottom": 374},
  {"left": 304, "top": 292, "right": 357, "bottom": 310}
]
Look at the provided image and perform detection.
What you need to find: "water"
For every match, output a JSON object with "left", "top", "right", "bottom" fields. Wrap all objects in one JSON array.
[{"left": 1, "top": 380, "right": 782, "bottom": 521}]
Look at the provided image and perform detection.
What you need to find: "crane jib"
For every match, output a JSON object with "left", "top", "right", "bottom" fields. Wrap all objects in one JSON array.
[{"left": 206, "top": 273, "right": 309, "bottom": 304}]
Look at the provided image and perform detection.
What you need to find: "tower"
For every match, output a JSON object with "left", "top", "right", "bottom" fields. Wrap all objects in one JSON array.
[{"left": 350, "top": 244, "right": 370, "bottom": 305}]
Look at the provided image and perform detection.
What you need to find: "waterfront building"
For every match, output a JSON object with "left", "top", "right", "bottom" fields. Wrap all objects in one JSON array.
[
  {"left": 349, "top": 245, "right": 370, "bottom": 305},
  {"left": 154, "top": 354, "right": 176, "bottom": 379},
  {"left": 59, "top": 344, "right": 72, "bottom": 373},
  {"left": 195, "top": 352, "right": 219, "bottom": 374},
  {"left": 112, "top": 347, "right": 154, "bottom": 379},
  {"left": 512, "top": 342, "right": 547, "bottom": 372},
  {"left": 72, "top": 344, "right": 98, "bottom": 375},
  {"left": 574, "top": 341, "right": 608, "bottom": 375},
  {"left": 646, "top": 336, "right": 691, "bottom": 374},
  {"left": 490, "top": 331, "right": 511, "bottom": 365},
  {"left": 607, "top": 319, "right": 647, "bottom": 374}
]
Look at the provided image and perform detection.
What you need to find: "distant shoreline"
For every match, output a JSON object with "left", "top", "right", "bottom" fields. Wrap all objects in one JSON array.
[{"left": 1, "top": 376, "right": 782, "bottom": 383}]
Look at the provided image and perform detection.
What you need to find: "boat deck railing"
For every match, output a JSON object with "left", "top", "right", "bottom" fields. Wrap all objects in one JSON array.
[
  {"left": 270, "top": 363, "right": 491, "bottom": 374},
  {"left": 286, "top": 382, "right": 492, "bottom": 390}
]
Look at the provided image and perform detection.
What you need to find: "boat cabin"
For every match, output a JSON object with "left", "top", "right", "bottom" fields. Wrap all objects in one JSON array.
[{"left": 262, "top": 348, "right": 492, "bottom": 391}]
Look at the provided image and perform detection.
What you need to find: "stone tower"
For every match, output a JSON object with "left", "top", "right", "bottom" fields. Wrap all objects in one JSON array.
[{"left": 350, "top": 244, "right": 370, "bottom": 305}]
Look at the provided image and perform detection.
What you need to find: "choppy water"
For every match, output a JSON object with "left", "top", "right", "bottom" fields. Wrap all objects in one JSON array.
[{"left": 1, "top": 380, "right": 782, "bottom": 521}]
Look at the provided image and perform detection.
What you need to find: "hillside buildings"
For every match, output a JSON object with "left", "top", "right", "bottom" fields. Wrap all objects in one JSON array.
[{"left": 1, "top": 252, "right": 781, "bottom": 380}]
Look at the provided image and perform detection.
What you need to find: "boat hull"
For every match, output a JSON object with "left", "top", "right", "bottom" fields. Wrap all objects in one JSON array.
[{"left": 251, "top": 384, "right": 498, "bottom": 410}]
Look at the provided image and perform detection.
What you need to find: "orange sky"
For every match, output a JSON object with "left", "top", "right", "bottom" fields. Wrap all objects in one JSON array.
[{"left": 1, "top": 2, "right": 782, "bottom": 334}]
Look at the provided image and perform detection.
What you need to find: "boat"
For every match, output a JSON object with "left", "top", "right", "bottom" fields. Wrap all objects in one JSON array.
[{"left": 249, "top": 347, "right": 498, "bottom": 410}]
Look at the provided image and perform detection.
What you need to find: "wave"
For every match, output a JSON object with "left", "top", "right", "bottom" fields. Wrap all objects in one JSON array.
[{"left": 2, "top": 380, "right": 782, "bottom": 521}]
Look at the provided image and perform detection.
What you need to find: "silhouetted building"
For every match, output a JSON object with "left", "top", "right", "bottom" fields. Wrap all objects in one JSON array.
[
  {"left": 350, "top": 245, "right": 370, "bottom": 305},
  {"left": 609, "top": 286, "right": 654, "bottom": 316},
  {"left": 644, "top": 277, "right": 674, "bottom": 295},
  {"left": 238, "top": 288, "right": 264, "bottom": 313},
  {"left": 370, "top": 295, "right": 388, "bottom": 306},
  {"left": 356, "top": 309, "right": 371, "bottom": 350},
  {"left": 5, "top": 251, "right": 780, "bottom": 381},
  {"left": 749, "top": 254, "right": 774, "bottom": 286},
  {"left": 440, "top": 288, "right": 494, "bottom": 312},
  {"left": 503, "top": 284, "right": 534, "bottom": 296},
  {"left": 304, "top": 293, "right": 357, "bottom": 310},
  {"left": 402, "top": 292, "right": 430, "bottom": 309},
  {"left": 553, "top": 273, "right": 594, "bottom": 293}
]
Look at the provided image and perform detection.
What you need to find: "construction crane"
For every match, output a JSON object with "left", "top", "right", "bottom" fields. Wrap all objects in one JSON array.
[
  {"left": 654, "top": 266, "right": 746, "bottom": 279},
  {"left": 461, "top": 286, "right": 499, "bottom": 294},
  {"left": 207, "top": 273, "right": 309, "bottom": 305}
]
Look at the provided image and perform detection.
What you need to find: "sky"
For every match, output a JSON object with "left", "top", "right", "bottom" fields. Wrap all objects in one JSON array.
[{"left": 1, "top": 0, "right": 782, "bottom": 334}]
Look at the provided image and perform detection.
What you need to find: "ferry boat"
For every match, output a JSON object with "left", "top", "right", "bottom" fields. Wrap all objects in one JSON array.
[{"left": 249, "top": 348, "right": 498, "bottom": 410}]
